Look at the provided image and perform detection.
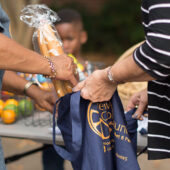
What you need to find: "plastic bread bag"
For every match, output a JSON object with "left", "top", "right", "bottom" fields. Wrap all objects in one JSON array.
[{"left": 20, "top": 4, "right": 74, "bottom": 97}]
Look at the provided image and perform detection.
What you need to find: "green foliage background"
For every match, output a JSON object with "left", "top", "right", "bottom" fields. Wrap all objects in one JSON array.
[{"left": 51, "top": 0, "right": 144, "bottom": 56}]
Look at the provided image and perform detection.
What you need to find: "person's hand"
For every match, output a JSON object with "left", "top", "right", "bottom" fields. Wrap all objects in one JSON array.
[
  {"left": 33, "top": 90, "right": 57, "bottom": 113},
  {"left": 126, "top": 88, "right": 148, "bottom": 120},
  {"left": 51, "top": 54, "right": 78, "bottom": 86},
  {"left": 26, "top": 85, "right": 57, "bottom": 113},
  {"left": 73, "top": 68, "right": 117, "bottom": 102}
]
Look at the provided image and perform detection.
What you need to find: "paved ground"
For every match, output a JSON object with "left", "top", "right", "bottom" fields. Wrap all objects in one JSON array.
[
  {"left": 2, "top": 138, "right": 73, "bottom": 170},
  {"left": 1, "top": 137, "right": 170, "bottom": 170}
]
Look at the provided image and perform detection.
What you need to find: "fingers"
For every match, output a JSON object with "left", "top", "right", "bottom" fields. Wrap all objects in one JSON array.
[
  {"left": 37, "top": 91, "right": 57, "bottom": 113},
  {"left": 126, "top": 102, "right": 136, "bottom": 112},
  {"left": 44, "top": 102, "right": 53, "bottom": 113},
  {"left": 126, "top": 94, "right": 139, "bottom": 112},
  {"left": 81, "top": 87, "right": 91, "bottom": 100},
  {"left": 68, "top": 61, "right": 78, "bottom": 86},
  {"left": 37, "top": 102, "right": 54, "bottom": 113},
  {"left": 143, "top": 113, "right": 148, "bottom": 117},
  {"left": 80, "top": 87, "right": 113, "bottom": 102},
  {"left": 132, "top": 112, "right": 143, "bottom": 120},
  {"left": 73, "top": 63, "right": 77, "bottom": 74},
  {"left": 47, "top": 91, "right": 57, "bottom": 104},
  {"left": 74, "top": 68, "right": 79, "bottom": 81},
  {"left": 132, "top": 101, "right": 147, "bottom": 120},
  {"left": 73, "top": 80, "right": 85, "bottom": 92},
  {"left": 69, "top": 74, "right": 78, "bottom": 87}
]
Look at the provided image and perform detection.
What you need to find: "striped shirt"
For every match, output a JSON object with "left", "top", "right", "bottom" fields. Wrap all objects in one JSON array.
[{"left": 133, "top": 0, "right": 170, "bottom": 160}]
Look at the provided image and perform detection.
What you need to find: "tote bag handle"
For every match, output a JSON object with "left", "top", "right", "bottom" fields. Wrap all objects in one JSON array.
[{"left": 53, "top": 92, "right": 82, "bottom": 161}]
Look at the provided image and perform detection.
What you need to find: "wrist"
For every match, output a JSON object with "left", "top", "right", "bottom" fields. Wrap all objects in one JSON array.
[
  {"left": 43, "top": 56, "right": 57, "bottom": 78},
  {"left": 23, "top": 82, "right": 39, "bottom": 97},
  {"left": 105, "top": 66, "right": 123, "bottom": 85}
]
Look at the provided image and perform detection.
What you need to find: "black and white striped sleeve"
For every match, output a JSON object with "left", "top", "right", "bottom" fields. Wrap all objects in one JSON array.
[{"left": 133, "top": 0, "right": 170, "bottom": 80}]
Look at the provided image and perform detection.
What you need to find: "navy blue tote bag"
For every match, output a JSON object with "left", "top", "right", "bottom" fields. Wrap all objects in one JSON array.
[{"left": 53, "top": 91, "right": 140, "bottom": 170}]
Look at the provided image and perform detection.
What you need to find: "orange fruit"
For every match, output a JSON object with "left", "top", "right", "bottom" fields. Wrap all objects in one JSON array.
[
  {"left": 4, "top": 99, "right": 18, "bottom": 107},
  {"left": 4, "top": 104, "right": 19, "bottom": 117},
  {"left": 0, "top": 100, "right": 4, "bottom": 117},
  {"left": 1, "top": 110, "right": 16, "bottom": 124}
]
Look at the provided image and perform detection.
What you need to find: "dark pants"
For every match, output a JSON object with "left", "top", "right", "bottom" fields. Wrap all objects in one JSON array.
[{"left": 42, "top": 144, "right": 64, "bottom": 170}]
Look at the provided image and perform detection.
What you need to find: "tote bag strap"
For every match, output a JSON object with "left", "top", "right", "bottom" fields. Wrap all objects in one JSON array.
[{"left": 53, "top": 92, "right": 82, "bottom": 161}]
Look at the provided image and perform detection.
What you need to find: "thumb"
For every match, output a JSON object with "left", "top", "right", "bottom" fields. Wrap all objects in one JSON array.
[
  {"left": 69, "top": 75, "right": 78, "bottom": 86},
  {"left": 73, "top": 80, "right": 85, "bottom": 92}
]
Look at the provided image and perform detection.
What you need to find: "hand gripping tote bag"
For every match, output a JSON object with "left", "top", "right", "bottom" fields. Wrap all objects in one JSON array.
[{"left": 53, "top": 91, "right": 140, "bottom": 170}]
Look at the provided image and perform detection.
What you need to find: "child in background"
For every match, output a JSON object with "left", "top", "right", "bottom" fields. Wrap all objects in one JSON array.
[
  {"left": 55, "top": 8, "right": 95, "bottom": 81},
  {"left": 42, "top": 8, "right": 95, "bottom": 170}
]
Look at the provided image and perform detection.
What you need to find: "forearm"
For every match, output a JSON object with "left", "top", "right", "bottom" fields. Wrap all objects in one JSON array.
[
  {"left": 2, "top": 71, "right": 57, "bottom": 113},
  {"left": 0, "top": 33, "right": 51, "bottom": 75},
  {"left": 2, "top": 71, "right": 38, "bottom": 97},
  {"left": 110, "top": 55, "right": 155, "bottom": 83}
]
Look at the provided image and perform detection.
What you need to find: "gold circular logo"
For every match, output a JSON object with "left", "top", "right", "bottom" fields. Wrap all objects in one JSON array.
[{"left": 87, "top": 101, "right": 114, "bottom": 140}]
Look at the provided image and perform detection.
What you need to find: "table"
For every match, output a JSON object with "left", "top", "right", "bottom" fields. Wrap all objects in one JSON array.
[
  {"left": 0, "top": 111, "right": 63, "bottom": 145},
  {"left": 0, "top": 111, "right": 147, "bottom": 163},
  {"left": 0, "top": 111, "right": 64, "bottom": 163},
  {"left": 0, "top": 111, "right": 147, "bottom": 147}
]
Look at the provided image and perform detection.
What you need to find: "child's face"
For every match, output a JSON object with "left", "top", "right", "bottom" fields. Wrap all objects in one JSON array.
[{"left": 55, "top": 22, "right": 87, "bottom": 57}]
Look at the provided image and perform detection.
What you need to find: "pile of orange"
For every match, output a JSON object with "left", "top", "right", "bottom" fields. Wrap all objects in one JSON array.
[{"left": 0, "top": 99, "right": 18, "bottom": 124}]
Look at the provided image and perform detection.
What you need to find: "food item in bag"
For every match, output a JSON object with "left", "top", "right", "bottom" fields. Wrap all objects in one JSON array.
[
  {"left": 37, "top": 26, "right": 67, "bottom": 97},
  {"left": 20, "top": 4, "right": 75, "bottom": 97},
  {"left": 37, "top": 24, "right": 73, "bottom": 96}
]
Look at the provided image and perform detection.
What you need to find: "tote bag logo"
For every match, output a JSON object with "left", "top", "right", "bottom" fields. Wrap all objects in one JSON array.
[
  {"left": 87, "top": 102, "right": 113, "bottom": 139},
  {"left": 87, "top": 101, "right": 131, "bottom": 153},
  {"left": 87, "top": 101, "right": 115, "bottom": 152}
]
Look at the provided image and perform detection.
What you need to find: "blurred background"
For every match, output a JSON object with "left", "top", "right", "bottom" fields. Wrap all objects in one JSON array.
[
  {"left": 0, "top": 0, "right": 169, "bottom": 170},
  {"left": 0, "top": 0, "right": 144, "bottom": 62}
]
